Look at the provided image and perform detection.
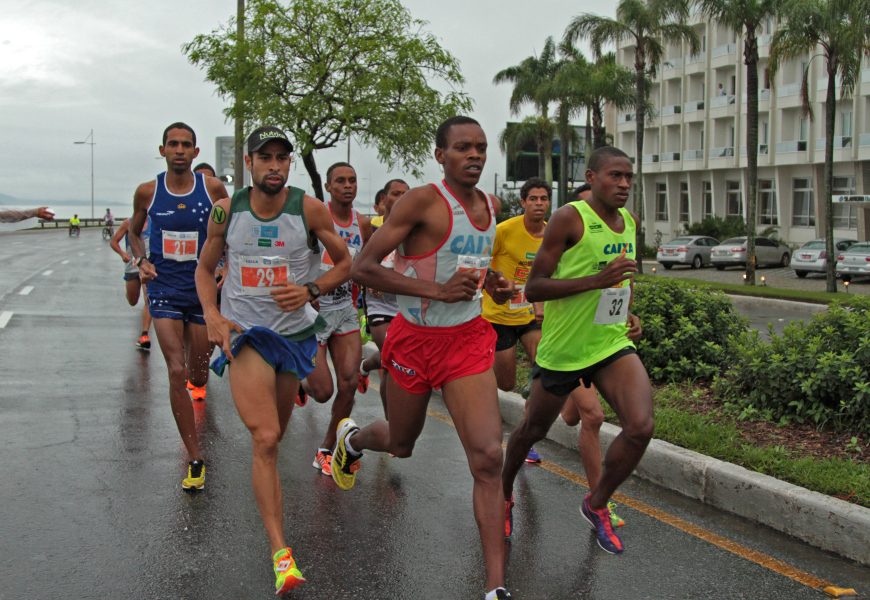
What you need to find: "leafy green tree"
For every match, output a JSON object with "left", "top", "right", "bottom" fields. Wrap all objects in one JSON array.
[
  {"left": 696, "top": 0, "right": 778, "bottom": 286},
  {"left": 184, "top": 0, "right": 471, "bottom": 199},
  {"left": 769, "top": 0, "right": 870, "bottom": 292},
  {"left": 565, "top": 0, "right": 698, "bottom": 273},
  {"left": 493, "top": 37, "right": 560, "bottom": 185}
]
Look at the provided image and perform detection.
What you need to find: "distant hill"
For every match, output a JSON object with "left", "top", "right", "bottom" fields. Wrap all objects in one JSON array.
[{"left": 0, "top": 192, "right": 127, "bottom": 207}]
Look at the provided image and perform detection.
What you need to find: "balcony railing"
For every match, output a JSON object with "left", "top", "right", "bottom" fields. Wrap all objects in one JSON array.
[
  {"left": 683, "top": 100, "right": 704, "bottom": 113},
  {"left": 711, "top": 43, "right": 737, "bottom": 58},
  {"left": 683, "top": 149, "right": 704, "bottom": 160},
  {"left": 619, "top": 113, "right": 635, "bottom": 124},
  {"left": 742, "top": 88, "right": 772, "bottom": 104},
  {"left": 686, "top": 53, "right": 706, "bottom": 65},
  {"left": 642, "top": 154, "right": 660, "bottom": 163},
  {"left": 817, "top": 76, "right": 843, "bottom": 91},
  {"left": 711, "top": 94, "right": 736, "bottom": 107},
  {"left": 660, "top": 152, "right": 681, "bottom": 161},
  {"left": 661, "top": 104, "right": 682, "bottom": 116},
  {"left": 776, "top": 140, "right": 808, "bottom": 152},
  {"left": 663, "top": 57, "right": 683, "bottom": 69},
  {"left": 815, "top": 136, "right": 852, "bottom": 149},
  {"left": 777, "top": 82, "right": 801, "bottom": 97},
  {"left": 710, "top": 146, "right": 735, "bottom": 158}
]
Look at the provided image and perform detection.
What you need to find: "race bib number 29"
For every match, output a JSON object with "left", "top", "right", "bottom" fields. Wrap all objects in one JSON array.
[
  {"left": 162, "top": 230, "right": 198, "bottom": 262},
  {"left": 240, "top": 256, "right": 292, "bottom": 296},
  {"left": 593, "top": 286, "right": 631, "bottom": 325}
]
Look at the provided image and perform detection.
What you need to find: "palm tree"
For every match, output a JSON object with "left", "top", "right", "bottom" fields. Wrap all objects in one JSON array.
[
  {"left": 494, "top": 37, "right": 560, "bottom": 185},
  {"left": 498, "top": 116, "right": 558, "bottom": 187},
  {"left": 769, "top": 0, "right": 870, "bottom": 292},
  {"left": 696, "top": 0, "right": 778, "bottom": 286},
  {"left": 565, "top": 0, "right": 698, "bottom": 271}
]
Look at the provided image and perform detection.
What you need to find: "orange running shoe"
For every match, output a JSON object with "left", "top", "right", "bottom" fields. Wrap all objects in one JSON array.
[
  {"left": 357, "top": 372, "right": 370, "bottom": 394},
  {"left": 272, "top": 547, "right": 305, "bottom": 594},
  {"left": 186, "top": 380, "right": 195, "bottom": 391},
  {"left": 190, "top": 384, "right": 207, "bottom": 402},
  {"left": 312, "top": 450, "right": 332, "bottom": 476}
]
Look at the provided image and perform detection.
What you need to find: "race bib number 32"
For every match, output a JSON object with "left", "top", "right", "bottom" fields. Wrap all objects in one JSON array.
[
  {"left": 240, "top": 256, "right": 292, "bottom": 296},
  {"left": 593, "top": 286, "right": 630, "bottom": 325},
  {"left": 162, "top": 230, "right": 198, "bottom": 262}
]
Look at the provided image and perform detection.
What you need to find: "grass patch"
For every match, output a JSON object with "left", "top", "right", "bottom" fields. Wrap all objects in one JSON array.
[{"left": 636, "top": 274, "right": 852, "bottom": 305}]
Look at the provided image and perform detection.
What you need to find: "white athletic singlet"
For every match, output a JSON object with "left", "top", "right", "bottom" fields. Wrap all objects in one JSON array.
[
  {"left": 317, "top": 205, "right": 363, "bottom": 311},
  {"left": 394, "top": 180, "right": 495, "bottom": 327}
]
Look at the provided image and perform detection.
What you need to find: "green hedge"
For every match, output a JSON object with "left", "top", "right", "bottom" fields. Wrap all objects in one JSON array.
[
  {"left": 632, "top": 278, "right": 748, "bottom": 383},
  {"left": 715, "top": 296, "right": 870, "bottom": 435}
]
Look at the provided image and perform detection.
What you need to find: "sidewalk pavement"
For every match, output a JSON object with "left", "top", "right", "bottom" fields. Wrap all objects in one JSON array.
[{"left": 497, "top": 388, "right": 870, "bottom": 567}]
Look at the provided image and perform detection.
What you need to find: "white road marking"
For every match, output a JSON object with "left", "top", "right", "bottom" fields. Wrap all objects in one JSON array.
[
  {"left": 0, "top": 311, "right": 12, "bottom": 328},
  {"left": 77, "top": 252, "right": 85, "bottom": 257},
  {"left": 42, "top": 270, "right": 53, "bottom": 276},
  {"left": 19, "top": 286, "right": 33, "bottom": 296},
  {"left": 61, "top": 260, "right": 70, "bottom": 265}
]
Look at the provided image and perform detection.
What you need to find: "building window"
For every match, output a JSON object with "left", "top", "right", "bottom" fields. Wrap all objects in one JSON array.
[
  {"left": 791, "top": 178, "right": 815, "bottom": 227},
  {"left": 702, "top": 181, "right": 713, "bottom": 218},
  {"left": 726, "top": 180, "right": 742, "bottom": 217},
  {"left": 832, "top": 176, "right": 857, "bottom": 229},
  {"left": 679, "top": 182, "right": 690, "bottom": 222},
  {"left": 655, "top": 183, "right": 669, "bottom": 221},
  {"left": 759, "top": 179, "right": 778, "bottom": 225}
]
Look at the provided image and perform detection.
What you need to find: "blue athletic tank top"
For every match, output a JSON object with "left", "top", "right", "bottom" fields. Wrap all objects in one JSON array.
[{"left": 147, "top": 172, "right": 213, "bottom": 294}]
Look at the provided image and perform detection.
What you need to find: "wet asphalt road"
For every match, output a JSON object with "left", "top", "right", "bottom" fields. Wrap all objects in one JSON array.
[{"left": 1, "top": 229, "right": 867, "bottom": 600}]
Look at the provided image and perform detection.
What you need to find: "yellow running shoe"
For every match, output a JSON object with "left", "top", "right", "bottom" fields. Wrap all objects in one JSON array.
[
  {"left": 181, "top": 460, "right": 205, "bottom": 492},
  {"left": 272, "top": 547, "right": 305, "bottom": 595},
  {"left": 331, "top": 418, "right": 362, "bottom": 490}
]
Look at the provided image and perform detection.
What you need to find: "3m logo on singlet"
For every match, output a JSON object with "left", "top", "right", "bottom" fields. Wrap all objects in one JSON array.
[
  {"left": 450, "top": 234, "right": 492, "bottom": 255},
  {"left": 603, "top": 242, "right": 634, "bottom": 255}
]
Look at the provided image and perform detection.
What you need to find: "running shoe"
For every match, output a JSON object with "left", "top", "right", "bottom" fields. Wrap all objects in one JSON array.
[
  {"left": 357, "top": 371, "right": 370, "bottom": 394},
  {"left": 608, "top": 500, "right": 626, "bottom": 528},
  {"left": 181, "top": 460, "right": 205, "bottom": 492},
  {"left": 312, "top": 450, "right": 332, "bottom": 476},
  {"left": 272, "top": 547, "right": 305, "bottom": 595},
  {"left": 295, "top": 386, "right": 307, "bottom": 407},
  {"left": 135, "top": 333, "right": 151, "bottom": 351},
  {"left": 331, "top": 418, "right": 362, "bottom": 490},
  {"left": 525, "top": 447, "right": 542, "bottom": 464},
  {"left": 581, "top": 494, "right": 623, "bottom": 554},
  {"left": 484, "top": 588, "right": 513, "bottom": 600},
  {"left": 189, "top": 384, "right": 207, "bottom": 402},
  {"left": 504, "top": 495, "right": 515, "bottom": 540}
]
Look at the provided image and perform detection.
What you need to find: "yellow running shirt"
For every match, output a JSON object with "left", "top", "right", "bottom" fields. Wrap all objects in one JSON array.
[
  {"left": 482, "top": 215, "right": 544, "bottom": 326},
  {"left": 370, "top": 215, "right": 384, "bottom": 228}
]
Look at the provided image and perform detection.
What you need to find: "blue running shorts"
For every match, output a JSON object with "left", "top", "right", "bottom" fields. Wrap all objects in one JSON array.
[
  {"left": 147, "top": 289, "right": 205, "bottom": 325},
  {"left": 211, "top": 325, "right": 318, "bottom": 379}
]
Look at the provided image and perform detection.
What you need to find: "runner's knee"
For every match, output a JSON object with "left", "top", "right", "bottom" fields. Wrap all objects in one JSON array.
[
  {"left": 468, "top": 441, "right": 503, "bottom": 480},
  {"left": 580, "top": 405, "right": 605, "bottom": 430},
  {"left": 622, "top": 414, "right": 654, "bottom": 445},
  {"left": 251, "top": 426, "right": 281, "bottom": 455}
]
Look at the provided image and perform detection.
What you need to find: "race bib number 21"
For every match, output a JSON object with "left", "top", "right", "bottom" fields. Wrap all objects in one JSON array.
[{"left": 162, "top": 230, "right": 198, "bottom": 262}]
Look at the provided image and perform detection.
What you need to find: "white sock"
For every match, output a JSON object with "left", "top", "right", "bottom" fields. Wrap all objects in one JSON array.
[
  {"left": 484, "top": 588, "right": 506, "bottom": 600},
  {"left": 360, "top": 359, "right": 370, "bottom": 376},
  {"left": 344, "top": 432, "right": 361, "bottom": 456},
  {"left": 318, "top": 447, "right": 331, "bottom": 455}
]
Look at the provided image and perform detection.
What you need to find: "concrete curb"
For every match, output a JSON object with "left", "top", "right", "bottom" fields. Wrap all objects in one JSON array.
[{"left": 497, "top": 388, "right": 870, "bottom": 566}]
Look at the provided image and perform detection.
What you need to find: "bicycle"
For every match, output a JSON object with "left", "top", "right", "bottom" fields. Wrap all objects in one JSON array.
[
  {"left": 102, "top": 225, "right": 113, "bottom": 241},
  {"left": 69, "top": 226, "right": 80, "bottom": 238}
]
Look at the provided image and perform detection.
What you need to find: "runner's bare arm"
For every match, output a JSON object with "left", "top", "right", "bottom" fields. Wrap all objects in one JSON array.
[
  {"left": 626, "top": 211, "right": 641, "bottom": 339},
  {"left": 129, "top": 182, "right": 157, "bottom": 281},
  {"left": 351, "top": 187, "right": 479, "bottom": 302},
  {"left": 359, "top": 212, "right": 373, "bottom": 244},
  {"left": 109, "top": 219, "right": 131, "bottom": 262},
  {"left": 204, "top": 176, "right": 230, "bottom": 205},
  {"left": 196, "top": 198, "right": 242, "bottom": 358},
  {"left": 526, "top": 204, "right": 636, "bottom": 302}
]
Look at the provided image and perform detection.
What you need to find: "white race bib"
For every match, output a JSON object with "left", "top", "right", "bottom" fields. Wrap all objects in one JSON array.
[
  {"left": 162, "top": 230, "right": 198, "bottom": 262},
  {"left": 593, "top": 286, "right": 631, "bottom": 325},
  {"left": 239, "top": 256, "right": 293, "bottom": 296},
  {"left": 509, "top": 284, "right": 531, "bottom": 310},
  {"left": 456, "top": 255, "right": 491, "bottom": 299}
]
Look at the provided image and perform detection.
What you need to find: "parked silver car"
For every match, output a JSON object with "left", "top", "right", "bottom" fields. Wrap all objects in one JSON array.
[
  {"left": 656, "top": 235, "right": 720, "bottom": 269},
  {"left": 711, "top": 236, "right": 791, "bottom": 270},
  {"left": 791, "top": 238, "right": 858, "bottom": 278},
  {"left": 835, "top": 242, "right": 870, "bottom": 282}
]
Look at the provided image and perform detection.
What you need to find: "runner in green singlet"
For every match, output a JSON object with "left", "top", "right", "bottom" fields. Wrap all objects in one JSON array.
[{"left": 501, "top": 146, "right": 653, "bottom": 555}]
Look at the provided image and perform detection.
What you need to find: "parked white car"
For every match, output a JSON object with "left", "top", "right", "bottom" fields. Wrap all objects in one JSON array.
[
  {"left": 791, "top": 238, "right": 857, "bottom": 278},
  {"left": 656, "top": 236, "right": 720, "bottom": 269},
  {"left": 711, "top": 236, "right": 791, "bottom": 270},
  {"left": 835, "top": 242, "right": 870, "bottom": 282}
]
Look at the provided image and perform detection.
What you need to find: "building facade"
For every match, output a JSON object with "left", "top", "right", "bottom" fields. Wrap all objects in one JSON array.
[{"left": 608, "top": 16, "right": 870, "bottom": 245}]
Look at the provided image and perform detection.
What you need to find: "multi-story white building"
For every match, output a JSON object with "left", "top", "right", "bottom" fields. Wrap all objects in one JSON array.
[{"left": 608, "top": 16, "right": 870, "bottom": 245}]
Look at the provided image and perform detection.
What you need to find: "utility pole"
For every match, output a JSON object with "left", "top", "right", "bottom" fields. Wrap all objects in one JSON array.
[{"left": 233, "top": 0, "right": 245, "bottom": 191}]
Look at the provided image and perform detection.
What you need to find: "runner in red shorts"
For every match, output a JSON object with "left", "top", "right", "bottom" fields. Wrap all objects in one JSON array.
[{"left": 330, "top": 116, "right": 516, "bottom": 600}]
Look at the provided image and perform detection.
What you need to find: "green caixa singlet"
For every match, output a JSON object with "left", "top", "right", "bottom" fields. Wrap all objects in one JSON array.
[{"left": 536, "top": 200, "right": 636, "bottom": 372}]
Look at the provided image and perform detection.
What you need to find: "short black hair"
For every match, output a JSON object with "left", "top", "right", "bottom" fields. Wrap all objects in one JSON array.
[
  {"left": 520, "top": 177, "right": 552, "bottom": 200},
  {"left": 383, "top": 178, "right": 408, "bottom": 195},
  {"left": 374, "top": 189, "right": 386, "bottom": 206},
  {"left": 326, "top": 161, "right": 355, "bottom": 183},
  {"left": 435, "top": 116, "right": 481, "bottom": 149},
  {"left": 162, "top": 122, "right": 196, "bottom": 146},
  {"left": 193, "top": 162, "right": 216, "bottom": 176},
  {"left": 586, "top": 146, "right": 630, "bottom": 172}
]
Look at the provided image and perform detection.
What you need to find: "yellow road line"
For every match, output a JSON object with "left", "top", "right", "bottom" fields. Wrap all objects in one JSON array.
[{"left": 423, "top": 405, "right": 846, "bottom": 596}]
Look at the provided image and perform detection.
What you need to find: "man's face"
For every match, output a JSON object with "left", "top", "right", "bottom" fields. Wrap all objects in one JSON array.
[
  {"left": 521, "top": 187, "right": 550, "bottom": 221},
  {"left": 383, "top": 181, "right": 410, "bottom": 215},
  {"left": 435, "top": 124, "right": 487, "bottom": 186},
  {"left": 245, "top": 141, "right": 291, "bottom": 195},
  {"left": 325, "top": 166, "right": 357, "bottom": 206},
  {"left": 587, "top": 156, "right": 634, "bottom": 209},
  {"left": 159, "top": 128, "right": 199, "bottom": 174}
]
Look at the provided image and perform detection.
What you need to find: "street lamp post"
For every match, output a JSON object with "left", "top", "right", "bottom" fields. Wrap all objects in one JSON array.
[{"left": 74, "top": 129, "right": 95, "bottom": 219}]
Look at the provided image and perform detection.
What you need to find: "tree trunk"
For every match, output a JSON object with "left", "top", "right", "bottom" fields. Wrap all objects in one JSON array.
[
  {"left": 585, "top": 108, "right": 592, "bottom": 155},
  {"left": 542, "top": 108, "right": 554, "bottom": 186},
  {"left": 634, "top": 54, "right": 646, "bottom": 274},
  {"left": 302, "top": 151, "right": 324, "bottom": 201},
  {"left": 744, "top": 32, "right": 759, "bottom": 286},
  {"left": 592, "top": 100, "right": 605, "bottom": 148},
  {"left": 558, "top": 106, "right": 570, "bottom": 208},
  {"left": 824, "top": 60, "right": 837, "bottom": 292}
]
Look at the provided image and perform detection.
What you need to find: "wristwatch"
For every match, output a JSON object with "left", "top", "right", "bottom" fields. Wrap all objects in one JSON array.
[
  {"left": 303, "top": 281, "right": 321, "bottom": 301},
  {"left": 133, "top": 256, "right": 145, "bottom": 267}
]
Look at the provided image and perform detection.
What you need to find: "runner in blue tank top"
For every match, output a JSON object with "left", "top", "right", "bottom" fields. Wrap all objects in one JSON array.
[
  {"left": 331, "top": 116, "right": 516, "bottom": 600},
  {"left": 128, "top": 122, "right": 229, "bottom": 492}
]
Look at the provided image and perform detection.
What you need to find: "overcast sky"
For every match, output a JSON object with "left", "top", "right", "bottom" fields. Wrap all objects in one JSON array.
[{"left": 0, "top": 0, "right": 615, "bottom": 213}]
